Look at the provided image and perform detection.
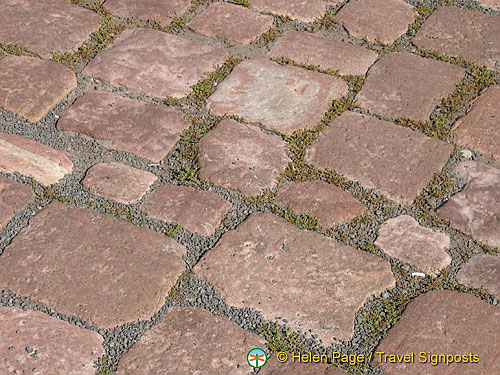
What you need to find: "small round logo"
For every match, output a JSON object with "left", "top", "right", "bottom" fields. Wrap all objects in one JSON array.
[{"left": 247, "top": 348, "right": 267, "bottom": 369}]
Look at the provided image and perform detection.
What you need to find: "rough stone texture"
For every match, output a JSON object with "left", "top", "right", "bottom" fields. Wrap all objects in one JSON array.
[
  {"left": 0, "top": 306, "right": 104, "bottom": 375},
  {"left": 0, "top": 55, "right": 77, "bottom": 122},
  {"left": 437, "top": 161, "right": 500, "bottom": 248},
  {"left": 356, "top": 52, "right": 465, "bottom": 121},
  {"left": 457, "top": 254, "right": 500, "bottom": 296},
  {"left": 261, "top": 360, "right": 349, "bottom": 375},
  {"left": 335, "top": 0, "right": 417, "bottom": 45},
  {"left": 375, "top": 290, "right": 500, "bottom": 374},
  {"left": 116, "top": 307, "right": 265, "bottom": 374},
  {"left": 477, "top": 0, "right": 500, "bottom": 10},
  {"left": 141, "top": 184, "right": 232, "bottom": 237},
  {"left": 270, "top": 30, "right": 378, "bottom": 75},
  {"left": 188, "top": 2, "right": 274, "bottom": 45},
  {"left": 375, "top": 215, "right": 451, "bottom": 275},
  {"left": 196, "top": 119, "right": 290, "bottom": 195},
  {"left": 250, "top": 0, "right": 337, "bottom": 22},
  {"left": 414, "top": 7, "right": 500, "bottom": 72},
  {"left": 0, "top": 178, "right": 34, "bottom": 230},
  {"left": 84, "top": 28, "right": 228, "bottom": 98},
  {"left": 306, "top": 111, "right": 453, "bottom": 203},
  {"left": 0, "top": 132, "right": 73, "bottom": 186},
  {"left": 83, "top": 162, "right": 158, "bottom": 204},
  {"left": 275, "top": 180, "right": 366, "bottom": 227},
  {"left": 0, "top": 0, "right": 101, "bottom": 58},
  {"left": 0, "top": 202, "right": 186, "bottom": 328},
  {"left": 57, "top": 91, "right": 191, "bottom": 162},
  {"left": 195, "top": 213, "right": 395, "bottom": 345},
  {"left": 105, "top": 0, "right": 190, "bottom": 23},
  {"left": 207, "top": 59, "right": 348, "bottom": 134}
]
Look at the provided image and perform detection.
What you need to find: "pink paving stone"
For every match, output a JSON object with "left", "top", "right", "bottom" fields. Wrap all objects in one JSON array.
[
  {"left": 0, "top": 178, "right": 34, "bottom": 230},
  {"left": 0, "top": 55, "right": 77, "bottom": 122},
  {"left": 196, "top": 119, "right": 290, "bottom": 196},
  {"left": 355, "top": 52, "right": 465, "bottom": 121},
  {"left": 250, "top": 0, "right": 338, "bottom": 22},
  {"left": 306, "top": 111, "right": 453, "bottom": 204},
  {"left": 194, "top": 212, "right": 395, "bottom": 345},
  {"left": 188, "top": 2, "right": 274, "bottom": 45},
  {"left": 105, "top": 0, "right": 190, "bottom": 23},
  {"left": 260, "top": 360, "right": 349, "bottom": 375},
  {"left": 207, "top": 59, "right": 348, "bottom": 134},
  {"left": 457, "top": 254, "right": 500, "bottom": 296},
  {"left": 0, "top": 306, "right": 104, "bottom": 375},
  {"left": 84, "top": 28, "right": 228, "bottom": 98},
  {"left": 374, "top": 290, "right": 500, "bottom": 374},
  {"left": 477, "top": 0, "right": 500, "bottom": 9},
  {"left": 116, "top": 307, "right": 266, "bottom": 375},
  {"left": 0, "top": 202, "right": 186, "bottom": 328}
]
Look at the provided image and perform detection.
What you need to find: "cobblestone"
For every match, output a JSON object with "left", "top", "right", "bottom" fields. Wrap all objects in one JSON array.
[
  {"left": 250, "top": 0, "right": 339, "bottom": 22},
  {"left": 105, "top": 0, "right": 190, "bottom": 23},
  {"left": 457, "top": 254, "right": 500, "bottom": 296},
  {"left": 0, "top": 178, "right": 34, "bottom": 230}
]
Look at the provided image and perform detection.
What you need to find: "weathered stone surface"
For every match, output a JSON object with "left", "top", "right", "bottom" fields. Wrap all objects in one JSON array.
[
  {"left": 57, "top": 91, "right": 190, "bottom": 162},
  {"left": 0, "top": 132, "right": 73, "bottom": 186},
  {"left": 375, "top": 290, "right": 500, "bottom": 374},
  {"left": 306, "top": 111, "right": 452, "bottom": 203},
  {"left": 261, "top": 359, "right": 349, "bottom": 375},
  {"left": 116, "top": 307, "right": 265, "bottom": 375},
  {"left": 375, "top": 215, "right": 451, "bottom": 275},
  {"left": 0, "top": 306, "right": 104, "bottom": 375},
  {"left": 335, "top": 0, "right": 416, "bottom": 44},
  {"left": 83, "top": 162, "right": 158, "bottom": 204},
  {"left": 270, "top": 30, "right": 378, "bottom": 75},
  {"left": 414, "top": 7, "right": 500, "bottom": 72},
  {"left": 0, "top": 0, "right": 101, "bottom": 58},
  {"left": 0, "top": 202, "right": 186, "bottom": 328},
  {"left": 197, "top": 119, "right": 290, "bottom": 195},
  {"left": 477, "top": 0, "right": 500, "bottom": 10},
  {"left": 275, "top": 180, "right": 366, "bottom": 227},
  {"left": 84, "top": 28, "right": 228, "bottom": 98},
  {"left": 251, "top": 0, "right": 337, "bottom": 22},
  {"left": 207, "top": 59, "right": 348, "bottom": 134},
  {"left": 0, "top": 178, "right": 34, "bottom": 230},
  {"left": 356, "top": 52, "right": 465, "bottom": 121},
  {"left": 0, "top": 55, "right": 77, "bottom": 122},
  {"left": 457, "top": 254, "right": 500, "bottom": 296},
  {"left": 188, "top": 2, "right": 274, "bottom": 44},
  {"left": 105, "top": 0, "right": 190, "bottom": 23},
  {"left": 195, "top": 213, "right": 395, "bottom": 345},
  {"left": 141, "top": 184, "right": 232, "bottom": 237}
]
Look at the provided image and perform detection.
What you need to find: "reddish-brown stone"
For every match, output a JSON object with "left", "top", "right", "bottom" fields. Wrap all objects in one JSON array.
[
  {"left": 457, "top": 254, "right": 500, "bottom": 296},
  {"left": 261, "top": 359, "right": 349, "bottom": 375},
  {"left": 105, "top": 0, "right": 190, "bottom": 23},
  {"left": 0, "top": 178, "right": 34, "bottom": 229},
  {"left": 477, "top": 0, "right": 500, "bottom": 9},
  {"left": 250, "top": 0, "right": 338, "bottom": 22}
]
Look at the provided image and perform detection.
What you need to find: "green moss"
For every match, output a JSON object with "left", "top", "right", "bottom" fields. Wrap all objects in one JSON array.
[
  {"left": 283, "top": 209, "right": 320, "bottom": 230},
  {"left": 259, "top": 323, "right": 306, "bottom": 353},
  {"left": 164, "top": 96, "right": 183, "bottom": 107},
  {"left": 0, "top": 42, "right": 30, "bottom": 56}
]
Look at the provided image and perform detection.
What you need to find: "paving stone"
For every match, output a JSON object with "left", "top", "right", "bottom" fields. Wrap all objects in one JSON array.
[
  {"left": 0, "top": 306, "right": 104, "bottom": 375},
  {"left": 188, "top": 2, "right": 274, "bottom": 45},
  {"left": 0, "top": 178, "right": 33, "bottom": 230},
  {"left": 437, "top": 161, "right": 500, "bottom": 248},
  {"left": 335, "top": 0, "right": 416, "bottom": 44},
  {"left": 306, "top": 111, "right": 452, "bottom": 203},
  {"left": 84, "top": 28, "right": 228, "bottom": 98},
  {"left": 260, "top": 359, "right": 349, "bottom": 375},
  {"left": 0, "top": 55, "right": 77, "bottom": 122},
  {"left": 374, "top": 290, "right": 500, "bottom": 374},
  {"left": 0, "top": 202, "right": 186, "bottom": 328},
  {"left": 141, "top": 185, "right": 232, "bottom": 237},
  {"left": 207, "top": 59, "right": 348, "bottom": 134},
  {"left": 355, "top": 52, "right": 465, "bottom": 121},
  {"left": 0, "top": 0, "right": 101, "bottom": 58},
  {"left": 270, "top": 30, "right": 378, "bottom": 76},
  {"left": 116, "top": 306, "right": 265, "bottom": 375},
  {"left": 275, "top": 180, "right": 366, "bottom": 227},
  {"left": 194, "top": 212, "right": 395, "bottom": 345},
  {"left": 477, "top": 0, "right": 500, "bottom": 10},
  {"left": 57, "top": 91, "right": 191, "bottom": 162},
  {"left": 0, "top": 132, "right": 73, "bottom": 186},
  {"left": 105, "top": 0, "right": 190, "bottom": 23},
  {"left": 83, "top": 162, "right": 158, "bottom": 204},
  {"left": 457, "top": 254, "right": 500, "bottom": 296},
  {"left": 375, "top": 215, "right": 451, "bottom": 275},
  {"left": 196, "top": 119, "right": 290, "bottom": 195},
  {"left": 250, "top": 0, "right": 338, "bottom": 22}
]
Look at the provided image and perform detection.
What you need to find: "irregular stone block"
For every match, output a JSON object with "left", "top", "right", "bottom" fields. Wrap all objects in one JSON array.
[
  {"left": 250, "top": 0, "right": 338, "bottom": 22},
  {"left": 457, "top": 254, "right": 500, "bottom": 296},
  {"left": 0, "top": 178, "right": 34, "bottom": 229},
  {"left": 105, "top": 0, "right": 190, "bottom": 23}
]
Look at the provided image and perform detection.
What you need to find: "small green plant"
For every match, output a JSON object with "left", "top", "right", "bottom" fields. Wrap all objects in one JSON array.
[
  {"left": 259, "top": 323, "right": 305, "bottom": 353},
  {"left": 0, "top": 42, "right": 30, "bottom": 56},
  {"left": 228, "top": 0, "right": 251, "bottom": 7}
]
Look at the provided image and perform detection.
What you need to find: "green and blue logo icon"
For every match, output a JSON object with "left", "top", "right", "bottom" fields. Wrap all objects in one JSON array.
[{"left": 247, "top": 348, "right": 267, "bottom": 368}]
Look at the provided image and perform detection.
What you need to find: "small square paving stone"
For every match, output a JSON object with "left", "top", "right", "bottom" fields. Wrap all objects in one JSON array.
[
  {"left": 84, "top": 28, "right": 228, "bottom": 98},
  {"left": 196, "top": 119, "right": 290, "bottom": 195},
  {"left": 0, "top": 178, "right": 34, "bottom": 230},
  {"left": 105, "top": 0, "right": 190, "bottom": 23},
  {"left": 260, "top": 360, "right": 349, "bottom": 375},
  {"left": 0, "top": 306, "right": 104, "bottom": 375},
  {"left": 207, "top": 59, "right": 348, "bottom": 134},
  {"left": 0, "top": 55, "right": 77, "bottom": 122},
  {"left": 250, "top": 0, "right": 340, "bottom": 22},
  {"left": 355, "top": 52, "right": 465, "bottom": 121},
  {"left": 194, "top": 212, "right": 395, "bottom": 345},
  {"left": 374, "top": 290, "right": 500, "bottom": 374},
  {"left": 306, "top": 111, "right": 453, "bottom": 204},
  {"left": 457, "top": 254, "right": 500, "bottom": 297},
  {"left": 0, "top": 202, "right": 186, "bottom": 328}
]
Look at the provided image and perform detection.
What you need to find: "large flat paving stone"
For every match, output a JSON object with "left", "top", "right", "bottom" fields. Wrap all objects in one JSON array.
[
  {"left": 261, "top": 360, "right": 348, "bottom": 375},
  {"left": 457, "top": 254, "right": 500, "bottom": 296},
  {"left": 306, "top": 111, "right": 453, "bottom": 203},
  {"left": 0, "top": 0, "right": 101, "bottom": 58},
  {"left": 207, "top": 59, "right": 348, "bottom": 134},
  {"left": 0, "top": 178, "right": 34, "bottom": 230},
  {"left": 194, "top": 212, "right": 395, "bottom": 345},
  {"left": 356, "top": 52, "right": 465, "bottom": 121},
  {"left": 116, "top": 307, "right": 265, "bottom": 375},
  {"left": 0, "top": 55, "right": 77, "bottom": 122},
  {"left": 84, "top": 28, "right": 228, "bottom": 98},
  {"left": 250, "top": 0, "right": 337, "bottom": 22},
  {"left": 0, "top": 202, "right": 186, "bottom": 328},
  {"left": 374, "top": 290, "right": 500, "bottom": 374},
  {"left": 105, "top": 0, "right": 190, "bottom": 23},
  {"left": 196, "top": 119, "right": 290, "bottom": 195}
]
